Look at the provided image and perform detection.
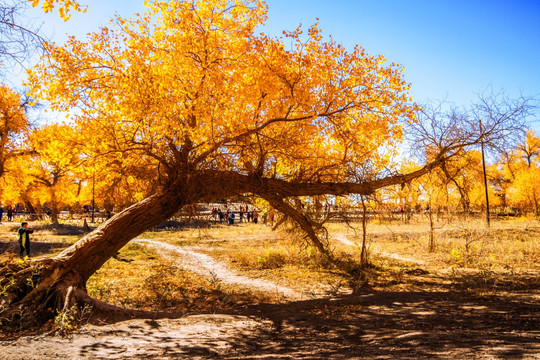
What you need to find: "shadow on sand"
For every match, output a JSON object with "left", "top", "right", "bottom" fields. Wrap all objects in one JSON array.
[
  {"left": 0, "top": 240, "right": 72, "bottom": 257},
  {"left": 73, "top": 290, "right": 539, "bottom": 359}
]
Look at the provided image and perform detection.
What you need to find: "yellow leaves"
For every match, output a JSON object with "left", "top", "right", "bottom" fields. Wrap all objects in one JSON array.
[
  {"left": 27, "top": 0, "right": 418, "bottom": 188},
  {"left": 0, "top": 85, "right": 27, "bottom": 136},
  {"left": 29, "top": 0, "right": 87, "bottom": 21}
]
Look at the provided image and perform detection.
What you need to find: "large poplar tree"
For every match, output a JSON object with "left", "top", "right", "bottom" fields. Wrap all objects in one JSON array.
[{"left": 3, "top": 0, "right": 455, "bottom": 323}]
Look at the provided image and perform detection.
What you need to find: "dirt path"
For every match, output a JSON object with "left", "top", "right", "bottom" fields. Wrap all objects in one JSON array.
[
  {"left": 333, "top": 233, "right": 425, "bottom": 265},
  {"left": 135, "top": 239, "right": 304, "bottom": 300}
]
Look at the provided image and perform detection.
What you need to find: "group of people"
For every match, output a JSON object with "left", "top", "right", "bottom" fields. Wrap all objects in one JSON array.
[
  {"left": 0, "top": 206, "right": 15, "bottom": 222},
  {"left": 211, "top": 205, "right": 259, "bottom": 225}
]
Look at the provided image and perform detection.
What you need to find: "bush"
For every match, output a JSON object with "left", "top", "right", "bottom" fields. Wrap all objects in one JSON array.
[{"left": 256, "top": 248, "right": 287, "bottom": 269}]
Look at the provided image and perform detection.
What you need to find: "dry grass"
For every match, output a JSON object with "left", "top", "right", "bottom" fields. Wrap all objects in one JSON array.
[
  {"left": 145, "top": 223, "right": 351, "bottom": 296},
  {"left": 326, "top": 217, "right": 540, "bottom": 295},
  {"left": 87, "top": 242, "right": 278, "bottom": 313},
  {"left": 1, "top": 217, "right": 538, "bottom": 311},
  {"left": 328, "top": 217, "right": 539, "bottom": 266}
]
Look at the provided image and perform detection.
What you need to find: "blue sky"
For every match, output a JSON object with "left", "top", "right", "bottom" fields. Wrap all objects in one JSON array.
[{"left": 22, "top": 0, "right": 540, "bottom": 126}]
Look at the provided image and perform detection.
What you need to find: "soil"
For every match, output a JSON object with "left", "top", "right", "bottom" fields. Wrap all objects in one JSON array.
[{"left": 1, "top": 233, "right": 539, "bottom": 359}]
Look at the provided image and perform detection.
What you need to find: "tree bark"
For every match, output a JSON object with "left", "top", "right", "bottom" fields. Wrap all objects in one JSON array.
[
  {"left": 7, "top": 187, "right": 186, "bottom": 323},
  {"left": 201, "top": 156, "right": 448, "bottom": 199},
  {"left": 428, "top": 197, "right": 435, "bottom": 252},
  {"left": 51, "top": 190, "right": 59, "bottom": 225},
  {"left": 54, "top": 188, "right": 185, "bottom": 282},
  {"left": 480, "top": 120, "right": 491, "bottom": 227}
]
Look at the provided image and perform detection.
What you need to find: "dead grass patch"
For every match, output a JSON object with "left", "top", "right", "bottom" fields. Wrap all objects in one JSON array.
[{"left": 87, "top": 242, "right": 277, "bottom": 314}]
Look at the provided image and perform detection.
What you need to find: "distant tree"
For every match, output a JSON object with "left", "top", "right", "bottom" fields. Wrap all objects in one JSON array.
[
  {"left": 25, "top": 124, "right": 81, "bottom": 223},
  {"left": 506, "top": 131, "right": 540, "bottom": 215},
  {"left": 438, "top": 149, "right": 482, "bottom": 213},
  {"left": 407, "top": 94, "right": 536, "bottom": 224},
  {"left": 0, "top": 84, "right": 29, "bottom": 178}
]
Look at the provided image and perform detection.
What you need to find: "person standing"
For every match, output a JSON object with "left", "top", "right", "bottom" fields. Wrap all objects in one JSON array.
[
  {"left": 7, "top": 207, "right": 13, "bottom": 221},
  {"left": 218, "top": 209, "right": 224, "bottom": 224},
  {"left": 253, "top": 210, "right": 259, "bottom": 224},
  {"left": 0, "top": 207, "right": 3, "bottom": 222},
  {"left": 18, "top": 222, "right": 34, "bottom": 258}
]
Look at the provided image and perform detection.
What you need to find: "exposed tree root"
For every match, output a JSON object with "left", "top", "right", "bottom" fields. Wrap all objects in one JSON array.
[
  {"left": 72, "top": 289, "right": 185, "bottom": 325},
  {"left": 0, "top": 258, "right": 188, "bottom": 334}
]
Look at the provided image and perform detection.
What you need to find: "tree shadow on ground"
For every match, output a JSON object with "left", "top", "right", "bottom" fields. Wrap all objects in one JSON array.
[
  {"left": 150, "top": 219, "right": 216, "bottom": 232},
  {"left": 0, "top": 240, "right": 72, "bottom": 257},
  {"left": 233, "top": 291, "right": 539, "bottom": 359},
  {"left": 73, "top": 290, "right": 539, "bottom": 359},
  {"left": 448, "top": 271, "right": 540, "bottom": 293},
  {"left": 32, "top": 223, "right": 89, "bottom": 235}
]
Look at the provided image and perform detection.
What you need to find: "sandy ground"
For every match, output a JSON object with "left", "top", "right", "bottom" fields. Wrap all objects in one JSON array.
[
  {"left": 2, "top": 290, "right": 538, "bottom": 359},
  {"left": 1, "top": 235, "right": 539, "bottom": 359}
]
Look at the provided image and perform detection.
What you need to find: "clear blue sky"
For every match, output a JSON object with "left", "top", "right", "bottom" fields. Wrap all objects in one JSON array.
[{"left": 23, "top": 0, "right": 540, "bottom": 125}]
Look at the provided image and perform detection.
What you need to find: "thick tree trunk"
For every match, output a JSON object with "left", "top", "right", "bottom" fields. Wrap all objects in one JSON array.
[
  {"left": 56, "top": 189, "right": 185, "bottom": 281},
  {"left": 51, "top": 191, "right": 59, "bottom": 225},
  {"left": 3, "top": 187, "right": 186, "bottom": 326},
  {"left": 36, "top": 201, "right": 43, "bottom": 220}
]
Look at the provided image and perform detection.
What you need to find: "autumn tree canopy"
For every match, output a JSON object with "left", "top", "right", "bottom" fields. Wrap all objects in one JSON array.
[
  {"left": 26, "top": 0, "right": 434, "bottom": 253},
  {"left": 29, "top": 0, "right": 415, "bottom": 189}
]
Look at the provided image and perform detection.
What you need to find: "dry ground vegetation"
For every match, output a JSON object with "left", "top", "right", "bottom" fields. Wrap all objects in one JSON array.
[{"left": 0, "top": 215, "right": 539, "bottom": 359}]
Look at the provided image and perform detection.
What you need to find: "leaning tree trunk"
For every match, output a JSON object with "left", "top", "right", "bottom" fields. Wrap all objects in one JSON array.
[{"left": 1, "top": 187, "right": 186, "bottom": 328}]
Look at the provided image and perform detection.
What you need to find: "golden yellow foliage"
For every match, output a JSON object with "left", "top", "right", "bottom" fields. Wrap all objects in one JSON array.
[
  {"left": 28, "top": 0, "right": 416, "bottom": 189},
  {"left": 508, "top": 166, "right": 540, "bottom": 214},
  {"left": 0, "top": 84, "right": 28, "bottom": 179},
  {"left": 29, "top": 0, "right": 86, "bottom": 21},
  {"left": 25, "top": 124, "right": 82, "bottom": 220},
  {"left": 504, "top": 131, "right": 540, "bottom": 214}
]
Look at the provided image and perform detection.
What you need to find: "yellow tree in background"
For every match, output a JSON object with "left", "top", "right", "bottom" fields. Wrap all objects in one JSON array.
[
  {"left": 0, "top": 153, "right": 33, "bottom": 211},
  {"left": 0, "top": 84, "right": 28, "bottom": 179},
  {"left": 26, "top": 123, "right": 81, "bottom": 223},
  {"left": 437, "top": 149, "right": 483, "bottom": 212},
  {"left": 506, "top": 131, "right": 540, "bottom": 215}
]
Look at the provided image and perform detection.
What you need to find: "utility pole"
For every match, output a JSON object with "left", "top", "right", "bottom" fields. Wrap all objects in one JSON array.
[{"left": 479, "top": 120, "right": 490, "bottom": 227}]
